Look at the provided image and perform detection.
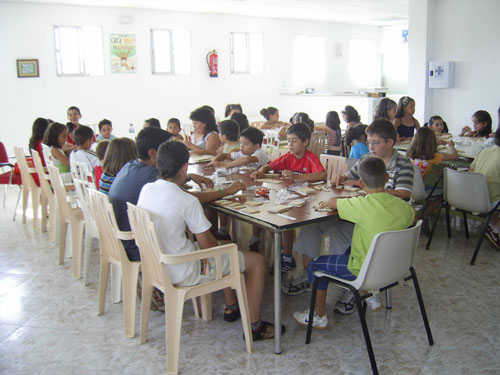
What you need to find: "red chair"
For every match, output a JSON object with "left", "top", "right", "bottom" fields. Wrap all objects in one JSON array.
[{"left": 0, "top": 142, "right": 22, "bottom": 217}]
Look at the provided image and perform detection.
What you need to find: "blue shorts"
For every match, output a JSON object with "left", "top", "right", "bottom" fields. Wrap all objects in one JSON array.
[{"left": 307, "top": 247, "right": 356, "bottom": 290}]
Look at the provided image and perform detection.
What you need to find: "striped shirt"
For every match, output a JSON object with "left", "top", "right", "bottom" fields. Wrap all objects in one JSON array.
[
  {"left": 99, "top": 172, "right": 116, "bottom": 195},
  {"left": 346, "top": 150, "right": 414, "bottom": 192}
]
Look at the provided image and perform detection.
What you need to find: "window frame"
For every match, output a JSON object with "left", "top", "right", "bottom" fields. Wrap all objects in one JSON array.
[
  {"left": 150, "top": 28, "right": 191, "bottom": 75},
  {"left": 229, "top": 32, "right": 263, "bottom": 75},
  {"left": 53, "top": 25, "right": 104, "bottom": 77}
]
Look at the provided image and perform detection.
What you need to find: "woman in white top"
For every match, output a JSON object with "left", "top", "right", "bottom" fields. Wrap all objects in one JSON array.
[{"left": 183, "top": 107, "right": 221, "bottom": 155}]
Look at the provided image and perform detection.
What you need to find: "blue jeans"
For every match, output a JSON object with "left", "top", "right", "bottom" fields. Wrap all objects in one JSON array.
[{"left": 307, "top": 247, "right": 356, "bottom": 290}]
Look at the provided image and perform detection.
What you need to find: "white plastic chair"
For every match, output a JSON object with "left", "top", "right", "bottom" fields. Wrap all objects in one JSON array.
[
  {"left": 319, "top": 154, "right": 348, "bottom": 181},
  {"left": 47, "top": 165, "right": 86, "bottom": 279},
  {"left": 13, "top": 146, "right": 43, "bottom": 229},
  {"left": 70, "top": 162, "right": 99, "bottom": 285},
  {"left": 41, "top": 143, "right": 53, "bottom": 167},
  {"left": 305, "top": 221, "right": 433, "bottom": 375},
  {"left": 309, "top": 131, "right": 326, "bottom": 157},
  {"left": 87, "top": 189, "right": 140, "bottom": 337},
  {"left": 31, "top": 150, "right": 56, "bottom": 241},
  {"left": 127, "top": 202, "right": 253, "bottom": 375},
  {"left": 426, "top": 168, "right": 500, "bottom": 264}
]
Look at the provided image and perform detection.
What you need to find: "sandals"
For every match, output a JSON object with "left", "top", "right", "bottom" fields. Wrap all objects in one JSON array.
[
  {"left": 251, "top": 321, "right": 286, "bottom": 341},
  {"left": 224, "top": 306, "right": 241, "bottom": 322}
]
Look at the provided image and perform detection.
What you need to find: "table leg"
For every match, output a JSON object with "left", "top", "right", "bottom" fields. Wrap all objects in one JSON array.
[
  {"left": 274, "top": 231, "right": 282, "bottom": 354},
  {"left": 385, "top": 289, "right": 392, "bottom": 309}
]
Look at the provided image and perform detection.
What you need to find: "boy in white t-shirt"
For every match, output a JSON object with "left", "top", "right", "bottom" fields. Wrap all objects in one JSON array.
[
  {"left": 69, "top": 125, "right": 100, "bottom": 174},
  {"left": 137, "top": 141, "right": 283, "bottom": 340},
  {"left": 209, "top": 127, "right": 270, "bottom": 168}
]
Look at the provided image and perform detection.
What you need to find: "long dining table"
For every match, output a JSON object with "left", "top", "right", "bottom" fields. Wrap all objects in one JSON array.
[{"left": 187, "top": 161, "right": 363, "bottom": 354}]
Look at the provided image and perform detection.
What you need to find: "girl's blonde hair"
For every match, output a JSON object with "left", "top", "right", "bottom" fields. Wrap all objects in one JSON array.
[
  {"left": 406, "top": 127, "right": 437, "bottom": 160},
  {"left": 102, "top": 138, "right": 137, "bottom": 176}
]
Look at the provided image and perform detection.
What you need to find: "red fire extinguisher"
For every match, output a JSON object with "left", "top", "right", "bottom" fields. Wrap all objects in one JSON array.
[{"left": 206, "top": 50, "right": 218, "bottom": 77}]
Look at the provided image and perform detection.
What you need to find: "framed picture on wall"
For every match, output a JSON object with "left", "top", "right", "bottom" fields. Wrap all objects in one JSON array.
[{"left": 17, "top": 59, "right": 39, "bottom": 78}]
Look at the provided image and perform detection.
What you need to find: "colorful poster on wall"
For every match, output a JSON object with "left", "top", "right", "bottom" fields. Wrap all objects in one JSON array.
[{"left": 110, "top": 34, "right": 136, "bottom": 73}]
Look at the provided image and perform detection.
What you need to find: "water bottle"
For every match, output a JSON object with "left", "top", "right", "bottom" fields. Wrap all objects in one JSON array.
[{"left": 128, "top": 123, "right": 135, "bottom": 139}]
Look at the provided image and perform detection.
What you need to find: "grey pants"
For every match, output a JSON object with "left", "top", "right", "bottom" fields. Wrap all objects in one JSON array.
[{"left": 294, "top": 217, "right": 354, "bottom": 258}]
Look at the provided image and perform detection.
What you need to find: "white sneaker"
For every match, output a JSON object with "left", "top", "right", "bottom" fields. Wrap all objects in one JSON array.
[
  {"left": 334, "top": 289, "right": 356, "bottom": 315},
  {"left": 366, "top": 294, "right": 383, "bottom": 311},
  {"left": 293, "top": 309, "right": 328, "bottom": 329},
  {"left": 282, "top": 272, "right": 311, "bottom": 296}
]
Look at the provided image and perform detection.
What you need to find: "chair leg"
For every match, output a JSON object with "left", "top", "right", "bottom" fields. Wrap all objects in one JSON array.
[
  {"left": 40, "top": 192, "right": 48, "bottom": 233},
  {"left": 32, "top": 187, "right": 40, "bottom": 230},
  {"left": 445, "top": 206, "right": 451, "bottom": 238},
  {"left": 58, "top": 221, "right": 68, "bottom": 265},
  {"left": 83, "top": 231, "right": 94, "bottom": 286},
  {"left": 305, "top": 277, "right": 320, "bottom": 344},
  {"left": 192, "top": 298, "right": 200, "bottom": 319},
  {"left": 470, "top": 215, "right": 494, "bottom": 265},
  {"left": 139, "top": 279, "right": 153, "bottom": 345},
  {"left": 462, "top": 211, "right": 469, "bottom": 239},
  {"left": 409, "top": 267, "right": 434, "bottom": 345},
  {"left": 385, "top": 289, "right": 392, "bottom": 309},
  {"left": 165, "top": 294, "right": 185, "bottom": 375},
  {"left": 353, "top": 289, "right": 378, "bottom": 375},
  {"left": 426, "top": 201, "right": 443, "bottom": 250},
  {"left": 98, "top": 258, "right": 110, "bottom": 316},
  {"left": 21, "top": 186, "right": 29, "bottom": 224},
  {"left": 71, "top": 221, "right": 84, "bottom": 279},
  {"left": 200, "top": 293, "right": 213, "bottom": 321},
  {"left": 12, "top": 187, "right": 22, "bottom": 221},
  {"left": 122, "top": 262, "right": 140, "bottom": 338},
  {"left": 48, "top": 199, "right": 56, "bottom": 242},
  {"left": 236, "top": 274, "right": 253, "bottom": 353},
  {"left": 111, "top": 264, "right": 122, "bottom": 303}
]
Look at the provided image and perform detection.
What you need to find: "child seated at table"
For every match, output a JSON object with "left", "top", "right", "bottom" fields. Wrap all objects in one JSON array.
[
  {"left": 293, "top": 156, "right": 415, "bottom": 329},
  {"left": 218, "top": 119, "right": 241, "bottom": 154},
  {"left": 250, "top": 123, "right": 326, "bottom": 272},
  {"left": 44, "top": 122, "right": 74, "bottom": 173},
  {"left": 96, "top": 119, "right": 117, "bottom": 142},
  {"left": 459, "top": 110, "right": 492, "bottom": 138},
  {"left": 424, "top": 115, "right": 450, "bottom": 137},
  {"left": 69, "top": 125, "right": 100, "bottom": 174},
  {"left": 208, "top": 126, "right": 269, "bottom": 240},
  {"left": 94, "top": 140, "right": 109, "bottom": 189},
  {"left": 346, "top": 124, "right": 369, "bottom": 159},
  {"left": 166, "top": 118, "right": 184, "bottom": 141},
  {"left": 138, "top": 140, "right": 283, "bottom": 340}
]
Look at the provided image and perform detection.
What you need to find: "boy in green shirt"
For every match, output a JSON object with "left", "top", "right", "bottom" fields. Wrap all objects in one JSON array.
[{"left": 293, "top": 156, "right": 415, "bottom": 329}]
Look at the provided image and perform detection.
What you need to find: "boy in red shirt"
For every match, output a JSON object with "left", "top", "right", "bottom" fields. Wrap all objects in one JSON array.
[{"left": 251, "top": 123, "right": 326, "bottom": 274}]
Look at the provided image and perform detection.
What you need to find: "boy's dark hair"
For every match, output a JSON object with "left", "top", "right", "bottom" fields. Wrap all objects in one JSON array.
[
  {"left": 230, "top": 112, "right": 249, "bottom": 132},
  {"left": 29, "top": 117, "right": 50, "bottom": 152},
  {"left": 95, "top": 140, "right": 110, "bottom": 161},
  {"left": 190, "top": 107, "right": 218, "bottom": 134},
  {"left": 167, "top": 118, "right": 181, "bottom": 128},
  {"left": 472, "top": 110, "right": 492, "bottom": 137},
  {"left": 73, "top": 125, "right": 94, "bottom": 146},
  {"left": 136, "top": 127, "right": 172, "bottom": 160},
  {"left": 66, "top": 122, "right": 76, "bottom": 133},
  {"left": 98, "top": 119, "right": 112, "bottom": 131},
  {"left": 43, "top": 122, "right": 67, "bottom": 147},
  {"left": 67, "top": 106, "right": 81, "bottom": 115},
  {"left": 290, "top": 112, "right": 314, "bottom": 132},
  {"left": 366, "top": 119, "right": 397, "bottom": 144},
  {"left": 287, "top": 122, "right": 311, "bottom": 143},
  {"left": 345, "top": 124, "right": 368, "bottom": 146},
  {"left": 157, "top": 141, "right": 190, "bottom": 179},
  {"left": 358, "top": 156, "right": 387, "bottom": 189},
  {"left": 241, "top": 127, "right": 264, "bottom": 146},
  {"left": 145, "top": 118, "right": 161, "bottom": 128},
  {"left": 342, "top": 105, "right": 360, "bottom": 123},
  {"left": 494, "top": 127, "right": 500, "bottom": 147},
  {"left": 219, "top": 120, "right": 240, "bottom": 141}
]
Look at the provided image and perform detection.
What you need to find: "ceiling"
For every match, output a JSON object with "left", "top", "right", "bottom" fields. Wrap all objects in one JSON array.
[{"left": 8, "top": 0, "right": 409, "bottom": 26}]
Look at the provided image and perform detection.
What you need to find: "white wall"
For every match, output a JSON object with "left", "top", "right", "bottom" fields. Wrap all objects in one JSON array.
[
  {"left": 409, "top": 0, "right": 500, "bottom": 133},
  {"left": 0, "top": 2, "right": 380, "bottom": 153}
]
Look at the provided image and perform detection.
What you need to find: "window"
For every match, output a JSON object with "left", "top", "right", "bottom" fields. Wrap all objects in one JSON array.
[
  {"left": 54, "top": 26, "right": 104, "bottom": 76},
  {"left": 151, "top": 29, "right": 191, "bottom": 74},
  {"left": 348, "top": 38, "right": 379, "bottom": 87},
  {"left": 292, "top": 35, "right": 326, "bottom": 87},
  {"left": 230, "top": 32, "right": 263, "bottom": 74}
]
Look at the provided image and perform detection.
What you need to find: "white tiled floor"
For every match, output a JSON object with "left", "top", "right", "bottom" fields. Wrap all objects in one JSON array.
[{"left": 1, "top": 186, "right": 500, "bottom": 374}]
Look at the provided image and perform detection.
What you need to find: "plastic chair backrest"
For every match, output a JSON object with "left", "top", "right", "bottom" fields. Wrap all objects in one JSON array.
[
  {"left": 88, "top": 189, "right": 130, "bottom": 263},
  {"left": 0, "top": 142, "right": 9, "bottom": 164},
  {"left": 319, "top": 154, "right": 347, "bottom": 181},
  {"left": 71, "top": 162, "right": 97, "bottom": 234},
  {"left": 411, "top": 165, "right": 426, "bottom": 203},
  {"left": 270, "top": 148, "right": 288, "bottom": 162},
  {"left": 47, "top": 165, "right": 71, "bottom": 221},
  {"left": 13, "top": 146, "right": 37, "bottom": 190},
  {"left": 309, "top": 131, "right": 326, "bottom": 157},
  {"left": 41, "top": 144, "right": 53, "bottom": 166},
  {"left": 444, "top": 168, "right": 491, "bottom": 213},
  {"left": 31, "top": 150, "right": 53, "bottom": 200},
  {"left": 127, "top": 203, "right": 171, "bottom": 287},
  {"left": 354, "top": 221, "right": 422, "bottom": 292}
]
